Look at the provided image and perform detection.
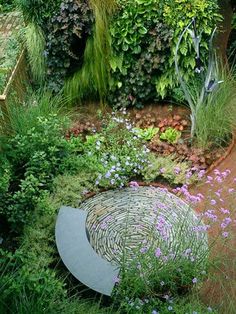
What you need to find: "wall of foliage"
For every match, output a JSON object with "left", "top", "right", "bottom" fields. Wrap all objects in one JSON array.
[
  {"left": 109, "top": 0, "right": 220, "bottom": 107},
  {"left": 18, "top": 0, "right": 220, "bottom": 107}
]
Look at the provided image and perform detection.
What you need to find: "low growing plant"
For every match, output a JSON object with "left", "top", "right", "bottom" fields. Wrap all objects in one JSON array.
[
  {"left": 143, "top": 154, "right": 196, "bottom": 186},
  {"left": 160, "top": 127, "right": 181, "bottom": 144},
  {"left": 133, "top": 126, "right": 159, "bottom": 141}
]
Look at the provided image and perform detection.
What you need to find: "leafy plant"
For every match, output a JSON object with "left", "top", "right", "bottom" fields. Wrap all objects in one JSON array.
[
  {"left": 133, "top": 126, "right": 159, "bottom": 141},
  {"left": 0, "top": 92, "right": 80, "bottom": 229},
  {"left": 45, "top": 0, "right": 93, "bottom": 92},
  {"left": 0, "top": 0, "right": 14, "bottom": 12},
  {"left": 108, "top": 0, "right": 220, "bottom": 108},
  {"left": 160, "top": 127, "right": 181, "bottom": 144},
  {"left": 109, "top": 9, "right": 173, "bottom": 107},
  {"left": 0, "top": 90, "right": 67, "bottom": 137}
]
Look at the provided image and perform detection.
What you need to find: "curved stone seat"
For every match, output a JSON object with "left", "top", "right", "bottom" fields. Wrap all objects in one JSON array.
[{"left": 55, "top": 206, "right": 120, "bottom": 296}]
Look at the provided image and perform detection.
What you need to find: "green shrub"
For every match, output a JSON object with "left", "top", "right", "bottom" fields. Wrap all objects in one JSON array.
[
  {"left": 0, "top": 0, "right": 14, "bottom": 12},
  {"left": 109, "top": 0, "right": 220, "bottom": 107},
  {"left": 0, "top": 109, "right": 83, "bottom": 229}
]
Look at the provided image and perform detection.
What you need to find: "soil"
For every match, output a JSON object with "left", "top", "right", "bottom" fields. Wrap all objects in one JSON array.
[{"left": 190, "top": 142, "right": 236, "bottom": 313}]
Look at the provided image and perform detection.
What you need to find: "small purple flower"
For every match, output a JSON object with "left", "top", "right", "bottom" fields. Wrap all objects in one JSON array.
[
  {"left": 220, "top": 208, "right": 230, "bottom": 215},
  {"left": 185, "top": 171, "right": 192, "bottom": 179},
  {"left": 174, "top": 166, "right": 181, "bottom": 174},
  {"left": 140, "top": 247, "right": 148, "bottom": 254},
  {"left": 222, "top": 231, "right": 229, "bottom": 238},
  {"left": 160, "top": 168, "right": 165, "bottom": 174},
  {"left": 113, "top": 276, "right": 120, "bottom": 284},
  {"left": 210, "top": 199, "right": 217, "bottom": 205},
  {"left": 155, "top": 247, "right": 162, "bottom": 258},
  {"left": 198, "top": 169, "right": 206, "bottom": 178},
  {"left": 105, "top": 171, "right": 111, "bottom": 178},
  {"left": 152, "top": 311, "right": 159, "bottom": 314},
  {"left": 192, "top": 277, "right": 198, "bottom": 284}
]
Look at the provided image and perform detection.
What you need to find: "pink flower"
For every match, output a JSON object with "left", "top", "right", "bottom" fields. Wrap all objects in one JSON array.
[{"left": 129, "top": 181, "right": 139, "bottom": 190}]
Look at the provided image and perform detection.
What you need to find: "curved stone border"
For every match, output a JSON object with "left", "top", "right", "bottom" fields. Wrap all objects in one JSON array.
[{"left": 55, "top": 206, "right": 120, "bottom": 296}]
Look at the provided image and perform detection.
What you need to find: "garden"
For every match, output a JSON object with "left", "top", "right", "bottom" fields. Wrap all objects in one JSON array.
[{"left": 0, "top": 0, "right": 236, "bottom": 313}]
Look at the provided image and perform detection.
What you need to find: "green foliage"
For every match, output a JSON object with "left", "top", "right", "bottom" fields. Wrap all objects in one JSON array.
[
  {"left": 51, "top": 173, "right": 98, "bottom": 207},
  {"left": 45, "top": 0, "right": 93, "bottom": 92},
  {"left": 109, "top": 0, "right": 220, "bottom": 107},
  {"left": 23, "top": 23, "right": 46, "bottom": 84},
  {"left": 109, "top": 5, "right": 173, "bottom": 107},
  {"left": 0, "top": 92, "right": 83, "bottom": 229},
  {"left": 78, "top": 113, "right": 149, "bottom": 188},
  {"left": 0, "top": 33, "right": 21, "bottom": 93},
  {"left": 15, "top": 0, "right": 61, "bottom": 25},
  {"left": 160, "top": 127, "right": 181, "bottom": 144},
  {"left": 194, "top": 68, "right": 236, "bottom": 148},
  {"left": 0, "top": 90, "right": 67, "bottom": 137},
  {"left": 0, "top": 156, "right": 12, "bottom": 195},
  {"left": 155, "top": 0, "right": 220, "bottom": 99},
  {"left": 0, "top": 0, "right": 15, "bottom": 12},
  {"left": 132, "top": 126, "right": 159, "bottom": 141},
  {"left": 65, "top": 0, "right": 116, "bottom": 103},
  {"left": 143, "top": 154, "right": 195, "bottom": 185}
]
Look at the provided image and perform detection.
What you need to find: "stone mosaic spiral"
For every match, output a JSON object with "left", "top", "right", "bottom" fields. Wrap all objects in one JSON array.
[{"left": 81, "top": 187, "right": 208, "bottom": 265}]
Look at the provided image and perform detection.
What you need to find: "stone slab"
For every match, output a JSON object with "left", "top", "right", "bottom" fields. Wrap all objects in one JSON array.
[{"left": 55, "top": 206, "right": 120, "bottom": 296}]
